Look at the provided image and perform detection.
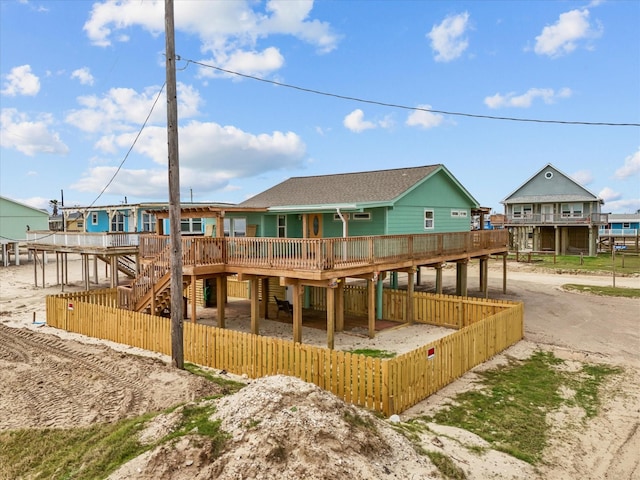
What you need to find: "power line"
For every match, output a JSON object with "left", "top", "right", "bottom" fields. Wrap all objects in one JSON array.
[{"left": 183, "top": 58, "right": 639, "bottom": 128}]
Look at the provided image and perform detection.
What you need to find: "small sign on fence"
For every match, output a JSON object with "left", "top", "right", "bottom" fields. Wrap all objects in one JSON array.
[
  {"left": 68, "top": 303, "right": 74, "bottom": 311},
  {"left": 427, "top": 347, "right": 435, "bottom": 360}
]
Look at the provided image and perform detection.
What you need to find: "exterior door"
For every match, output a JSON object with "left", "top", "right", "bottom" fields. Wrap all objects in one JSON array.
[
  {"left": 307, "top": 213, "right": 323, "bottom": 238},
  {"left": 541, "top": 204, "right": 554, "bottom": 223}
]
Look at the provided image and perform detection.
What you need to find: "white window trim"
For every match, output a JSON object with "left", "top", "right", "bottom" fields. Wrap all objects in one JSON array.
[
  {"left": 333, "top": 213, "right": 350, "bottom": 221},
  {"left": 353, "top": 212, "right": 370, "bottom": 220},
  {"left": 91, "top": 212, "right": 98, "bottom": 225},
  {"left": 277, "top": 215, "right": 287, "bottom": 238},
  {"left": 181, "top": 218, "right": 203, "bottom": 234},
  {"left": 424, "top": 209, "right": 434, "bottom": 230},
  {"left": 450, "top": 210, "right": 468, "bottom": 218},
  {"left": 223, "top": 217, "right": 247, "bottom": 237}
]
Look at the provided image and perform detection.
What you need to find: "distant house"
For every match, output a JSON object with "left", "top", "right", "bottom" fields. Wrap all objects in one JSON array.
[
  {"left": 49, "top": 212, "right": 84, "bottom": 232},
  {"left": 0, "top": 196, "right": 49, "bottom": 266},
  {"left": 60, "top": 202, "right": 232, "bottom": 235},
  {"left": 599, "top": 213, "right": 640, "bottom": 251},
  {"left": 501, "top": 164, "right": 607, "bottom": 256},
  {"left": 223, "top": 164, "right": 480, "bottom": 239}
]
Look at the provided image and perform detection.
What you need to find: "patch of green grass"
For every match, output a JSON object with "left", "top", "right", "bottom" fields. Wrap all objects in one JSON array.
[
  {"left": 343, "top": 410, "right": 377, "bottom": 431},
  {"left": 421, "top": 351, "right": 621, "bottom": 465},
  {"left": 184, "top": 362, "right": 245, "bottom": 394},
  {"left": 562, "top": 284, "right": 640, "bottom": 298},
  {"left": 509, "top": 252, "right": 640, "bottom": 275},
  {"left": 349, "top": 348, "right": 397, "bottom": 359},
  {"left": 0, "top": 415, "right": 154, "bottom": 480},
  {"left": 0, "top": 401, "right": 231, "bottom": 480},
  {"left": 426, "top": 451, "right": 467, "bottom": 480},
  {"left": 570, "top": 364, "right": 623, "bottom": 418},
  {"left": 0, "top": 366, "right": 237, "bottom": 480}
]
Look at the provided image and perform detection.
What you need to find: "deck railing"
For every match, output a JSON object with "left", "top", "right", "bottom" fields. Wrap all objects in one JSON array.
[
  {"left": 138, "top": 230, "right": 508, "bottom": 273},
  {"left": 26, "top": 231, "right": 140, "bottom": 248},
  {"left": 599, "top": 228, "right": 638, "bottom": 236},
  {"left": 504, "top": 213, "right": 608, "bottom": 226}
]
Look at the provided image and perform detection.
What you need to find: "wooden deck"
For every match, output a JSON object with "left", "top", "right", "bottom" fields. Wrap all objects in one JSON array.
[{"left": 141, "top": 230, "right": 509, "bottom": 280}]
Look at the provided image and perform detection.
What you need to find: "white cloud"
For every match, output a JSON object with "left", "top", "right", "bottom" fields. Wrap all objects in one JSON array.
[
  {"left": 215, "top": 47, "right": 285, "bottom": 79},
  {"left": 427, "top": 12, "right": 470, "bottom": 62},
  {"left": 83, "top": 0, "right": 339, "bottom": 77},
  {"left": 1, "top": 65, "right": 40, "bottom": 97},
  {"left": 73, "top": 120, "right": 307, "bottom": 198},
  {"left": 599, "top": 186, "right": 621, "bottom": 202},
  {"left": 484, "top": 87, "right": 572, "bottom": 109},
  {"left": 71, "top": 67, "right": 95, "bottom": 86},
  {"left": 0, "top": 108, "right": 69, "bottom": 156},
  {"left": 65, "top": 83, "right": 201, "bottom": 134},
  {"left": 570, "top": 170, "right": 594, "bottom": 185},
  {"left": 17, "top": 196, "right": 50, "bottom": 211},
  {"left": 406, "top": 105, "right": 444, "bottom": 129},
  {"left": 343, "top": 109, "right": 376, "bottom": 133},
  {"left": 614, "top": 148, "right": 640, "bottom": 180},
  {"left": 534, "top": 9, "right": 602, "bottom": 58},
  {"left": 603, "top": 198, "right": 640, "bottom": 214}
]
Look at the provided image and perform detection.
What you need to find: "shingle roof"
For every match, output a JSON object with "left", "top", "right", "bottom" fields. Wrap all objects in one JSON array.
[{"left": 238, "top": 165, "right": 442, "bottom": 208}]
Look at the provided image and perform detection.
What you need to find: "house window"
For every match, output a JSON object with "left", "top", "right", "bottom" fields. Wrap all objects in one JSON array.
[
  {"left": 424, "top": 209, "right": 434, "bottom": 230},
  {"left": 142, "top": 213, "right": 156, "bottom": 232},
  {"left": 181, "top": 218, "right": 203, "bottom": 234},
  {"left": 111, "top": 213, "right": 125, "bottom": 232},
  {"left": 513, "top": 205, "right": 532, "bottom": 218},
  {"left": 277, "top": 215, "right": 287, "bottom": 238},
  {"left": 76, "top": 220, "right": 84, "bottom": 229},
  {"left": 561, "top": 203, "right": 583, "bottom": 217},
  {"left": 223, "top": 218, "right": 246, "bottom": 237},
  {"left": 623, "top": 222, "right": 631, "bottom": 229},
  {"left": 450, "top": 210, "right": 468, "bottom": 218},
  {"left": 333, "top": 213, "right": 350, "bottom": 221},
  {"left": 91, "top": 212, "right": 98, "bottom": 225},
  {"left": 353, "top": 212, "right": 371, "bottom": 221}
]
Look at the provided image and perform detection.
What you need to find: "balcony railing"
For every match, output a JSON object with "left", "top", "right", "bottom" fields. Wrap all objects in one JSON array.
[
  {"left": 26, "top": 231, "right": 140, "bottom": 248},
  {"left": 136, "top": 230, "right": 508, "bottom": 272},
  {"left": 599, "top": 228, "right": 638, "bottom": 237},
  {"left": 504, "top": 213, "right": 608, "bottom": 226}
]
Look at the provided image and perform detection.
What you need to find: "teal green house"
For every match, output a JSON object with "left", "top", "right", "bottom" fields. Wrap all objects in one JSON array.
[
  {"left": 0, "top": 196, "right": 49, "bottom": 266},
  {"left": 220, "top": 165, "right": 479, "bottom": 238},
  {"left": 0, "top": 196, "right": 49, "bottom": 241}
]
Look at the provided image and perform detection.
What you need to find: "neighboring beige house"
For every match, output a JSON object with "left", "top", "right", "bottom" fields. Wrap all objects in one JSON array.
[{"left": 501, "top": 164, "right": 607, "bottom": 256}]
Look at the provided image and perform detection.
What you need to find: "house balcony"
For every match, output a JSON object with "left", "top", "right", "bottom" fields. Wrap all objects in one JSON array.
[
  {"left": 504, "top": 213, "right": 608, "bottom": 227},
  {"left": 139, "top": 230, "right": 509, "bottom": 281},
  {"left": 25, "top": 231, "right": 140, "bottom": 252},
  {"left": 599, "top": 228, "right": 638, "bottom": 237}
]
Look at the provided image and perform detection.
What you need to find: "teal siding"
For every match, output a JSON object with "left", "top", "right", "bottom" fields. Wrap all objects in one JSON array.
[
  {"left": 0, "top": 197, "right": 49, "bottom": 241},
  {"left": 241, "top": 168, "right": 477, "bottom": 237},
  {"left": 387, "top": 170, "right": 475, "bottom": 234}
]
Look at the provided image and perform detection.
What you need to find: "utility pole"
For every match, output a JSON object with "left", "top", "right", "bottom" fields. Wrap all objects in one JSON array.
[{"left": 165, "top": 0, "right": 183, "bottom": 369}]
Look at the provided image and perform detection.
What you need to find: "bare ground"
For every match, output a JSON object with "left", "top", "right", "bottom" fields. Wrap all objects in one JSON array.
[{"left": 0, "top": 255, "right": 638, "bottom": 479}]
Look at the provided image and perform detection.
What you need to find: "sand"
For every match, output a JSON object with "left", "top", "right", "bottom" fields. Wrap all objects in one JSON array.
[{"left": 1, "top": 254, "right": 638, "bottom": 479}]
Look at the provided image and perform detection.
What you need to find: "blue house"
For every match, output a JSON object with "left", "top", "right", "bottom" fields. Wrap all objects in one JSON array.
[
  {"left": 599, "top": 213, "right": 640, "bottom": 251},
  {"left": 62, "top": 202, "right": 232, "bottom": 235}
]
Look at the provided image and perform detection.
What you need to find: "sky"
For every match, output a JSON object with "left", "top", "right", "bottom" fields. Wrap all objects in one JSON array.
[{"left": 1, "top": 0, "right": 639, "bottom": 215}]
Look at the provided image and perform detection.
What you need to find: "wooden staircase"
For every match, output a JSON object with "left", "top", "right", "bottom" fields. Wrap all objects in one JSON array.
[
  {"left": 117, "top": 245, "right": 189, "bottom": 316},
  {"left": 96, "top": 254, "right": 137, "bottom": 279}
]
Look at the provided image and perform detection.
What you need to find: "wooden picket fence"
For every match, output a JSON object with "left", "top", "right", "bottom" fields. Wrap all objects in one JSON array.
[{"left": 46, "top": 290, "right": 523, "bottom": 415}]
